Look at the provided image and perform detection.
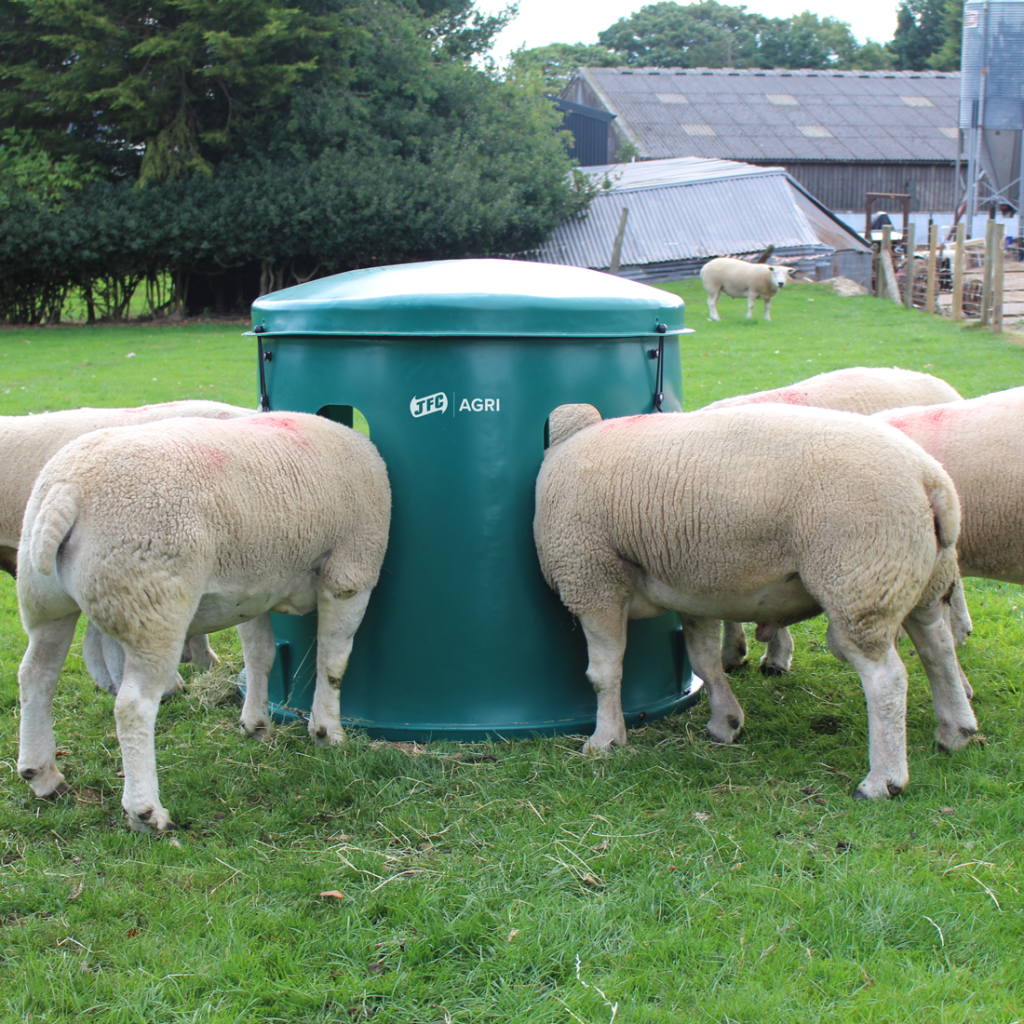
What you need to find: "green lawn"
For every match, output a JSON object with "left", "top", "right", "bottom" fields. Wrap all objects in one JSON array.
[{"left": 1, "top": 285, "right": 1023, "bottom": 1023}]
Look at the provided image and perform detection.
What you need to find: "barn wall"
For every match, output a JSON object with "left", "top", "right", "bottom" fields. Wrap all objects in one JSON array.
[{"left": 744, "top": 162, "right": 957, "bottom": 213}]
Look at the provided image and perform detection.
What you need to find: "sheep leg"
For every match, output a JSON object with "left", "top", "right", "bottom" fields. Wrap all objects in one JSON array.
[
  {"left": 17, "top": 613, "right": 79, "bottom": 800},
  {"left": 84, "top": 624, "right": 184, "bottom": 700},
  {"left": 827, "top": 626, "right": 909, "bottom": 799},
  {"left": 746, "top": 292, "right": 757, "bottom": 319},
  {"left": 759, "top": 626, "right": 794, "bottom": 676},
  {"left": 187, "top": 634, "right": 221, "bottom": 670},
  {"left": 83, "top": 621, "right": 118, "bottom": 696},
  {"left": 683, "top": 615, "right": 745, "bottom": 743},
  {"left": 762, "top": 294, "right": 773, "bottom": 321},
  {"left": 902, "top": 602, "right": 978, "bottom": 751},
  {"left": 578, "top": 604, "right": 630, "bottom": 752},
  {"left": 946, "top": 577, "right": 973, "bottom": 647},
  {"left": 720, "top": 621, "right": 748, "bottom": 671},
  {"left": 309, "top": 587, "right": 374, "bottom": 746},
  {"left": 237, "top": 613, "right": 277, "bottom": 740},
  {"left": 115, "top": 647, "right": 183, "bottom": 832},
  {"left": 706, "top": 288, "right": 722, "bottom": 321}
]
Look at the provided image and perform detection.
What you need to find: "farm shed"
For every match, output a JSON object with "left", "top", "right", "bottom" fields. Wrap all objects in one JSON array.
[
  {"left": 560, "top": 68, "right": 961, "bottom": 215},
  {"left": 523, "top": 155, "right": 871, "bottom": 283}
]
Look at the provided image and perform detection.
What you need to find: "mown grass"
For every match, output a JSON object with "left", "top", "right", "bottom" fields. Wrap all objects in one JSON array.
[{"left": 2, "top": 286, "right": 1024, "bottom": 1024}]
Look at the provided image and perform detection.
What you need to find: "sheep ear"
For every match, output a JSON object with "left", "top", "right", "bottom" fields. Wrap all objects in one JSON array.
[{"left": 548, "top": 404, "right": 602, "bottom": 447}]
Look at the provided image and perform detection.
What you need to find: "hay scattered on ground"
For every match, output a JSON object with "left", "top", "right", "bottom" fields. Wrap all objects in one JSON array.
[{"left": 185, "top": 660, "right": 244, "bottom": 710}]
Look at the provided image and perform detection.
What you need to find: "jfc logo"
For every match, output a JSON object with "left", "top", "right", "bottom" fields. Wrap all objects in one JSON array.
[{"left": 409, "top": 392, "right": 448, "bottom": 417}]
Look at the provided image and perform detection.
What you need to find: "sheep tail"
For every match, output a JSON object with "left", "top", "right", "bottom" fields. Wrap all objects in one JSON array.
[
  {"left": 29, "top": 484, "right": 80, "bottom": 577},
  {"left": 927, "top": 475, "right": 960, "bottom": 552},
  {"left": 548, "top": 404, "right": 602, "bottom": 448}
]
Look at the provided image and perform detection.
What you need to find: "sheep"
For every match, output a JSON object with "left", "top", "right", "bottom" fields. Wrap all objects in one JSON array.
[
  {"left": 876, "top": 385, "right": 1024, "bottom": 588},
  {"left": 534, "top": 403, "right": 976, "bottom": 799},
  {"left": 1, "top": 400, "right": 254, "bottom": 688},
  {"left": 16, "top": 411, "right": 391, "bottom": 832},
  {"left": 700, "top": 257, "right": 792, "bottom": 322},
  {"left": 700, "top": 368, "right": 964, "bottom": 674},
  {"left": 702, "top": 366, "right": 962, "bottom": 415}
]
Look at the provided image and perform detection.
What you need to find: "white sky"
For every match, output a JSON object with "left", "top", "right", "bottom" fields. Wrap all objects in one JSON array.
[{"left": 477, "top": 0, "right": 901, "bottom": 63}]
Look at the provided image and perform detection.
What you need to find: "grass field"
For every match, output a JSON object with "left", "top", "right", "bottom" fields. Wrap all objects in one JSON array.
[{"left": 2, "top": 283, "right": 1024, "bottom": 1023}]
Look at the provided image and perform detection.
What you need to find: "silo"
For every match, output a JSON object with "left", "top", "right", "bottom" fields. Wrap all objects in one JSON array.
[{"left": 959, "top": 0, "right": 1024, "bottom": 236}]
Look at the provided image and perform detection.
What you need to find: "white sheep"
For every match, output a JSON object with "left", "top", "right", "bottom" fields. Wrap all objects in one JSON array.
[
  {"left": 1, "top": 400, "right": 253, "bottom": 688},
  {"left": 701, "top": 368, "right": 964, "bottom": 674},
  {"left": 16, "top": 412, "right": 391, "bottom": 832},
  {"left": 876, "top": 385, "right": 1024, "bottom": 587},
  {"left": 702, "top": 366, "right": 962, "bottom": 414},
  {"left": 534, "top": 403, "right": 976, "bottom": 799},
  {"left": 700, "top": 257, "right": 792, "bottom": 322}
]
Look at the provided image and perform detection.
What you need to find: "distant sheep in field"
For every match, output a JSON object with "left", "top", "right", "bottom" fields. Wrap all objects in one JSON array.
[
  {"left": 700, "top": 257, "right": 792, "bottom": 322},
  {"left": 701, "top": 368, "right": 964, "bottom": 676},
  {"left": 16, "top": 412, "right": 391, "bottom": 832},
  {"left": 1, "top": 401, "right": 254, "bottom": 692},
  {"left": 534, "top": 403, "right": 976, "bottom": 799}
]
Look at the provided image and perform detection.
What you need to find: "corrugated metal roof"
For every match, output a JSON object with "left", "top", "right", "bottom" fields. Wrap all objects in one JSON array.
[
  {"left": 526, "top": 156, "right": 869, "bottom": 275},
  {"left": 568, "top": 68, "right": 961, "bottom": 164}
]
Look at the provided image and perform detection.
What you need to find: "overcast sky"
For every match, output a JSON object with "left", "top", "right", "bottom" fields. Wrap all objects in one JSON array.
[{"left": 476, "top": 0, "right": 902, "bottom": 63}]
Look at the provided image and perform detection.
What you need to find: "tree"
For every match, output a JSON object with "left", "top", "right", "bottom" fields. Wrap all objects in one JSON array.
[
  {"left": 927, "top": 0, "right": 964, "bottom": 71},
  {"left": 0, "top": 0, "right": 364, "bottom": 183},
  {"left": 889, "top": 0, "right": 949, "bottom": 69},
  {"left": 0, "top": 0, "right": 596, "bottom": 321},
  {"left": 757, "top": 12, "right": 862, "bottom": 69},
  {"left": 509, "top": 42, "right": 624, "bottom": 91},
  {"left": 595, "top": 1, "right": 893, "bottom": 71},
  {"left": 598, "top": 1, "right": 766, "bottom": 68}
]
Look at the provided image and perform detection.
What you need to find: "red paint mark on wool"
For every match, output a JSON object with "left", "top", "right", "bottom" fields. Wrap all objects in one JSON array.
[
  {"left": 600, "top": 414, "right": 648, "bottom": 432},
  {"left": 190, "top": 444, "right": 229, "bottom": 471},
  {"left": 241, "top": 413, "right": 313, "bottom": 448},
  {"left": 887, "top": 406, "right": 956, "bottom": 436},
  {"left": 245, "top": 413, "right": 303, "bottom": 435},
  {"left": 767, "top": 389, "right": 807, "bottom": 405}
]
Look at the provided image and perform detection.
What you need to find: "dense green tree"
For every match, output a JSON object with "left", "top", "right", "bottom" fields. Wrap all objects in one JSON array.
[
  {"left": 757, "top": 12, "right": 862, "bottom": 69},
  {"left": 0, "top": 0, "right": 595, "bottom": 321},
  {"left": 926, "top": 0, "right": 964, "bottom": 71},
  {"left": 0, "top": 0, "right": 366, "bottom": 183},
  {"left": 598, "top": 1, "right": 765, "bottom": 69},
  {"left": 889, "top": 0, "right": 949, "bottom": 69},
  {"left": 595, "top": 1, "right": 893, "bottom": 71},
  {"left": 509, "top": 42, "right": 624, "bottom": 91}
]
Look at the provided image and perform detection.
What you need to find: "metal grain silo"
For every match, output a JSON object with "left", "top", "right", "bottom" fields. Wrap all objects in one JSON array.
[{"left": 959, "top": 0, "right": 1024, "bottom": 233}]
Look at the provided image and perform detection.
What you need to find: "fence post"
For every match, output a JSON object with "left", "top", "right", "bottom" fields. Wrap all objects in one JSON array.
[
  {"left": 903, "top": 222, "right": 917, "bottom": 307},
  {"left": 952, "top": 224, "right": 965, "bottom": 321},
  {"left": 993, "top": 221, "right": 1005, "bottom": 334},
  {"left": 879, "top": 225, "right": 892, "bottom": 300},
  {"left": 981, "top": 219, "right": 995, "bottom": 327},
  {"left": 926, "top": 224, "right": 939, "bottom": 314},
  {"left": 608, "top": 208, "right": 629, "bottom": 276}
]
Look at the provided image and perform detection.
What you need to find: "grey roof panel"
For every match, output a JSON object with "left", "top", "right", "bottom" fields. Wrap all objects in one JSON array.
[
  {"left": 568, "top": 68, "right": 962, "bottom": 164},
  {"left": 528, "top": 156, "right": 869, "bottom": 271}
]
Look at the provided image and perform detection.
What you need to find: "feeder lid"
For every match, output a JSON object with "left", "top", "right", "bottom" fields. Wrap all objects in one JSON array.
[{"left": 248, "top": 258, "right": 688, "bottom": 339}]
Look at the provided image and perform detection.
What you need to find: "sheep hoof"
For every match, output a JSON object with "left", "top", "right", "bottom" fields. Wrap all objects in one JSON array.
[
  {"left": 758, "top": 663, "right": 788, "bottom": 677},
  {"left": 309, "top": 722, "right": 345, "bottom": 746},
  {"left": 852, "top": 777, "right": 905, "bottom": 799},
  {"left": 21, "top": 765, "right": 69, "bottom": 800},
  {"left": 239, "top": 717, "right": 273, "bottom": 741},
  {"left": 722, "top": 656, "right": 747, "bottom": 673},
  {"left": 705, "top": 713, "right": 742, "bottom": 744},
  {"left": 935, "top": 723, "right": 977, "bottom": 752},
  {"left": 128, "top": 806, "right": 175, "bottom": 832}
]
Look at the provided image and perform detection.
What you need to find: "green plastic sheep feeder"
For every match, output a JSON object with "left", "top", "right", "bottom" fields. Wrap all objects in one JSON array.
[{"left": 244, "top": 258, "right": 701, "bottom": 740}]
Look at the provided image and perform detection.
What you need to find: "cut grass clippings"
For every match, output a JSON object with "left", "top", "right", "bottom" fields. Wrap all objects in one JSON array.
[{"left": 2, "top": 284, "right": 1024, "bottom": 1023}]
